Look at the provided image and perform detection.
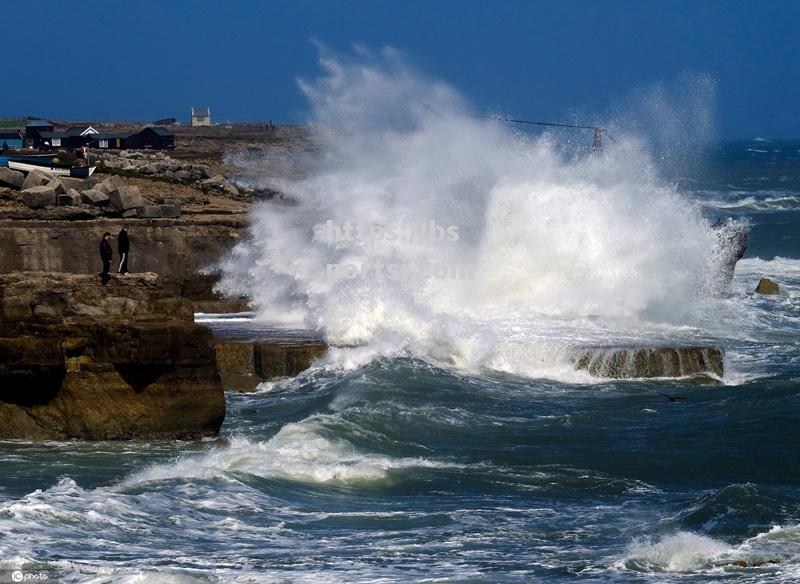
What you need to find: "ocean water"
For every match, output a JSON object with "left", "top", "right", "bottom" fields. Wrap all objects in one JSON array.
[
  {"left": 2, "top": 208, "right": 800, "bottom": 582},
  {"left": 3, "top": 57, "right": 800, "bottom": 581}
]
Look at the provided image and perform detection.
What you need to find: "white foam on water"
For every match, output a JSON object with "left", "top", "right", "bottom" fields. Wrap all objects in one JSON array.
[
  {"left": 211, "top": 49, "right": 756, "bottom": 382},
  {"left": 194, "top": 312, "right": 256, "bottom": 320},
  {"left": 126, "top": 417, "right": 459, "bottom": 487},
  {"left": 736, "top": 257, "right": 800, "bottom": 290},
  {"left": 617, "top": 526, "right": 800, "bottom": 577},
  {"left": 622, "top": 531, "right": 731, "bottom": 572},
  {"left": 696, "top": 192, "right": 800, "bottom": 212}
]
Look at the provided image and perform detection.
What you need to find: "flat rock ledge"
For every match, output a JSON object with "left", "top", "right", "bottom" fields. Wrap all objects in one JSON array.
[
  {"left": 212, "top": 339, "right": 723, "bottom": 391},
  {"left": 572, "top": 346, "right": 724, "bottom": 380},
  {"left": 0, "top": 272, "right": 225, "bottom": 440},
  {"left": 215, "top": 341, "right": 327, "bottom": 392}
]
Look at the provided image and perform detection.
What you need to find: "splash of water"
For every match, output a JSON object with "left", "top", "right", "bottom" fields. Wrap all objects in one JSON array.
[{"left": 217, "top": 49, "right": 729, "bottom": 373}]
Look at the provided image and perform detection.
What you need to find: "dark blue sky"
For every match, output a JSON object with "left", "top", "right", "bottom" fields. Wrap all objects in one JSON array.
[{"left": 4, "top": 1, "right": 799, "bottom": 138}]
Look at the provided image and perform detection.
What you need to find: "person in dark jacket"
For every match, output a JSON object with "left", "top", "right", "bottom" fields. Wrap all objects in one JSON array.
[
  {"left": 100, "top": 232, "right": 113, "bottom": 284},
  {"left": 117, "top": 223, "right": 130, "bottom": 275}
]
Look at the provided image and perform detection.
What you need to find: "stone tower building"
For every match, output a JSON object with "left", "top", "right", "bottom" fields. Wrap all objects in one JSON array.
[{"left": 191, "top": 107, "right": 211, "bottom": 127}]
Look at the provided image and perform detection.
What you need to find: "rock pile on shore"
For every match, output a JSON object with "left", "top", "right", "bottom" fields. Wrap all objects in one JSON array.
[
  {"left": 0, "top": 272, "right": 225, "bottom": 439},
  {"left": 91, "top": 150, "right": 245, "bottom": 195},
  {"left": 1, "top": 168, "right": 182, "bottom": 218},
  {"left": 96, "top": 149, "right": 212, "bottom": 180}
]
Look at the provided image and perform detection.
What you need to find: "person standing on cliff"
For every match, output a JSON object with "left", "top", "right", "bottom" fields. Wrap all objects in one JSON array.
[
  {"left": 117, "top": 223, "right": 130, "bottom": 275},
  {"left": 100, "top": 232, "right": 113, "bottom": 284}
]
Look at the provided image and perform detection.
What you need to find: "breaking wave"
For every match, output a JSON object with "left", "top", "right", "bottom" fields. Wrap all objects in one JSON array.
[
  {"left": 695, "top": 191, "right": 800, "bottom": 213},
  {"left": 619, "top": 526, "right": 800, "bottom": 577},
  {"left": 127, "top": 418, "right": 460, "bottom": 487},
  {"left": 215, "top": 48, "right": 734, "bottom": 376}
]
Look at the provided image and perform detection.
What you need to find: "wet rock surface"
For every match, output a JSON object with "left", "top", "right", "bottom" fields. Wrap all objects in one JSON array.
[
  {"left": 572, "top": 346, "right": 724, "bottom": 380},
  {"left": 755, "top": 277, "right": 781, "bottom": 295},
  {"left": 0, "top": 272, "right": 225, "bottom": 440},
  {"left": 214, "top": 340, "right": 327, "bottom": 392}
]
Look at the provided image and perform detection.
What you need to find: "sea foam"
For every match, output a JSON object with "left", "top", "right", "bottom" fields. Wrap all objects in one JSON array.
[{"left": 216, "top": 49, "right": 735, "bottom": 377}]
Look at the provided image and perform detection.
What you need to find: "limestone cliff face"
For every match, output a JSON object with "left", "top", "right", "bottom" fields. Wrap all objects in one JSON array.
[
  {"left": 215, "top": 341, "right": 328, "bottom": 392},
  {"left": 0, "top": 216, "right": 247, "bottom": 306},
  {"left": 0, "top": 272, "right": 225, "bottom": 440}
]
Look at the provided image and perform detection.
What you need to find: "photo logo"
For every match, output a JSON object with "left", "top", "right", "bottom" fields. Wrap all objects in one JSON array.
[
  {"left": 315, "top": 217, "right": 472, "bottom": 282},
  {"left": 6, "top": 571, "right": 52, "bottom": 582},
  {"left": 316, "top": 219, "right": 459, "bottom": 247},
  {"left": 326, "top": 258, "right": 473, "bottom": 282}
]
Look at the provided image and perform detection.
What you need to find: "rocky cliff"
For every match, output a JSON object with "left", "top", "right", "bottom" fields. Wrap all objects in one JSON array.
[
  {"left": 215, "top": 341, "right": 328, "bottom": 391},
  {"left": 0, "top": 216, "right": 248, "bottom": 310},
  {"left": 0, "top": 272, "right": 225, "bottom": 439}
]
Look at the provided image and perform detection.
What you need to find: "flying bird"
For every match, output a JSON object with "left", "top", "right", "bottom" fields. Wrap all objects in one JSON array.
[{"left": 659, "top": 393, "right": 687, "bottom": 402}]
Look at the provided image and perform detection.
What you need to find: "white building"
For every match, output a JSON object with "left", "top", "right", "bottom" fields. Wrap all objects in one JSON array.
[{"left": 191, "top": 107, "right": 212, "bottom": 127}]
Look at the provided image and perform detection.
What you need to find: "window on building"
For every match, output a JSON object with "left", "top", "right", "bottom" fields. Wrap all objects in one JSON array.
[
  {"left": 52, "top": 138, "right": 61, "bottom": 147},
  {"left": 99, "top": 139, "right": 109, "bottom": 148}
]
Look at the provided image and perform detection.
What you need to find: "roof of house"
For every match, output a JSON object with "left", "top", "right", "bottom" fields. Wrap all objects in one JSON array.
[
  {"left": 39, "top": 132, "right": 70, "bottom": 139},
  {"left": 25, "top": 120, "right": 53, "bottom": 127},
  {"left": 66, "top": 125, "right": 98, "bottom": 136},
  {"left": 192, "top": 108, "right": 210, "bottom": 117},
  {"left": 0, "top": 131, "right": 23, "bottom": 140},
  {"left": 90, "top": 132, "right": 136, "bottom": 140},
  {"left": 148, "top": 126, "right": 174, "bottom": 137}
]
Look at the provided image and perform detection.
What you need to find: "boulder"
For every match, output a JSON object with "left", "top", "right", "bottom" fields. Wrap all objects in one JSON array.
[
  {"left": 221, "top": 180, "right": 240, "bottom": 195},
  {"left": 81, "top": 188, "right": 110, "bottom": 206},
  {"left": 144, "top": 162, "right": 169, "bottom": 174},
  {"left": 57, "top": 190, "right": 82, "bottom": 206},
  {"left": 94, "top": 182, "right": 111, "bottom": 195},
  {"left": 109, "top": 185, "right": 145, "bottom": 211},
  {"left": 138, "top": 204, "right": 182, "bottom": 218},
  {"left": 21, "top": 168, "right": 51, "bottom": 190},
  {"left": 0, "top": 167, "right": 25, "bottom": 189},
  {"left": 21, "top": 186, "right": 56, "bottom": 208},
  {"left": 755, "top": 277, "right": 781, "bottom": 295},
  {"left": 122, "top": 209, "right": 139, "bottom": 218},
  {"left": 194, "top": 165, "right": 212, "bottom": 179},
  {"left": 102, "top": 174, "right": 126, "bottom": 190},
  {"left": 46, "top": 177, "right": 66, "bottom": 195},
  {"left": 201, "top": 174, "right": 225, "bottom": 187},
  {"left": 57, "top": 190, "right": 81, "bottom": 206},
  {"left": 0, "top": 272, "right": 224, "bottom": 440},
  {"left": 59, "top": 177, "right": 89, "bottom": 191}
]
